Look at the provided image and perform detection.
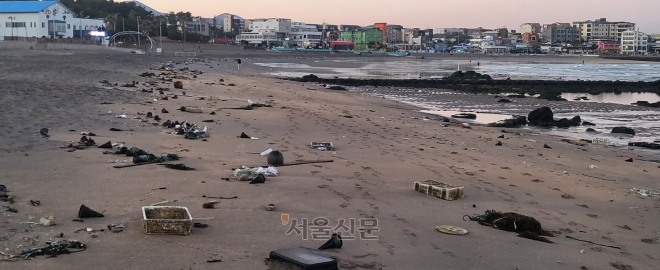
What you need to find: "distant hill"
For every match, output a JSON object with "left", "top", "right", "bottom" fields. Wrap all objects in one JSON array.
[{"left": 123, "top": 0, "right": 163, "bottom": 16}]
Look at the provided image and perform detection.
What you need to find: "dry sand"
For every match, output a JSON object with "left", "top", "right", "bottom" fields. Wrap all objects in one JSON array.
[{"left": 0, "top": 51, "right": 658, "bottom": 270}]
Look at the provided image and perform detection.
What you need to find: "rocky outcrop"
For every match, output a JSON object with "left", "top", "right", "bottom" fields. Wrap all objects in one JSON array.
[
  {"left": 451, "top": 113, "right": 477, "bottom": 119},
  {"left": 528, "top": 107, "right": 582, "bottom": 128},
  {"left": 612, "top": 127, "right": 635, "bottom": 135},
  {"left": 488, "top": 116, "right": 527, "bottom": 128},
  {"left": 628, "top": 142, "right": 660, "bottom": 149}
]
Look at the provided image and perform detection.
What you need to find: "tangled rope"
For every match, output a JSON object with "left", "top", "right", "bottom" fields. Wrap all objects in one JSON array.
[{"left": 463, "top": 209, "right": 499, "bottom": 221}]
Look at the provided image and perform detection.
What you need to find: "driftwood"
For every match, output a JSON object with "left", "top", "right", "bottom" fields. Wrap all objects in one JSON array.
[{"left": 240, "top": 159, "right": 333, "bottom": 169}]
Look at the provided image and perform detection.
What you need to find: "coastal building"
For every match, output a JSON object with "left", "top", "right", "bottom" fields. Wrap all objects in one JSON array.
[
  {"left": 340, "top": 28, "right": 382, "bottom": 51},
  {"left": 185, "top": 17, "right": 210, "bottom": 37},
  {"left": 236, "top": 32, "right": 278, "bottom": 45},
  {"left": 338, "top": 24, "right": 361, "bottom": 32},
  {"left": 522, "top": 32, "right": 540, "bottom": 45},
  {"left": 288, "top": 22, "right": 322, "bottom": 48},
  {"left": 620, "top": 29, "right": 648, "bottom": 54},
  {"left": 223, "top": 14, "right": 241, "bottom": 35},
  {"left": 386, "top": 25, "right": 403, "bottom": 44},
  {"left": 248, "top": 18, "right": 291, "bottom": 34},
  {"left": 541, "top": 23, "right": 579, "bottom": 43},
  {"left": 0, "top": 0, "right": 105, "bottom": 40},
  {"left": 597, "top": 40, "right": 620, "bottom": 54},
  {"left": 434, "top": 28, "right": 466, "bottom": 35},
  {"left": 572, "top": 18, "right": 635, "bottom": 41},
  {"left": 520, "top": 23, "right": 542, "bottom": 34}
]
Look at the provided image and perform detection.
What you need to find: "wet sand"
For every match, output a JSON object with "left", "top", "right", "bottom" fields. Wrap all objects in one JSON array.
[{"left": 0, "top": 51, "right": 659, "bottom": 270}]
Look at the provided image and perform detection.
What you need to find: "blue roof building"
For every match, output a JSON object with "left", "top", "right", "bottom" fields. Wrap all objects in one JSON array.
[{"left": 0, "top": 1, "right": 58, "bottom": 13}]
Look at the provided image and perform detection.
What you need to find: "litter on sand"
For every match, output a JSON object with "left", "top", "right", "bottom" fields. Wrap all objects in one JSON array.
[
  {"left": 630, "top": 188, "right": 660, "bottom": 197},
  {"left": 436, "top": 225, "right": 468, "bottom": 235},
  {"left": 311, "top": 142, "right": 334, "bottom": 151},
  {"left": 232, "top": 166, "right": 278, "bottom": 181},
  {"left": 464, "top": 209, "right": 554, "bottom": 243}
]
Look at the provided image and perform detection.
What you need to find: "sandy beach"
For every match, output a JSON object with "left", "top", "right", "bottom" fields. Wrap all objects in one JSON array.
[{"left": 1, "top": 50, "right": 658, "bottom": 270}]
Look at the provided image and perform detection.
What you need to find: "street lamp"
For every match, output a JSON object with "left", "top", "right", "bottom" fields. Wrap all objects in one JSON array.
[
  {"left": 8, "top": 16, "right": 15, "bottom": 39},
  {"left": 137, "top": 16, "right": 141, "bottom": 48}
]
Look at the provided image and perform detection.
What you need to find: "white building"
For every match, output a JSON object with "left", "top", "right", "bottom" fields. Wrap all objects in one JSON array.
[
  {"left": 237, "top": 32, "right": 277, "bottom": 45},
  {"left": 248, "top": 18, "right": 292, "bottom": 33},
  {"left": 0, "top": 1, "right": 105, "bottom": 40},
  {"left": 572, "top": 18, "right": 635, "bottom": 41},
  {"left": 620, "top": 30, "right": 648, "bottom": 54},
  {"left": 287, "top": 22, "right": 322, "bottom": 47}
]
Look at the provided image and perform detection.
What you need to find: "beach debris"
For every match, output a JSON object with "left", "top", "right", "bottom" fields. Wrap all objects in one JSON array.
[
  {"left": 142, "top": 206, "right": 192, "bottom": 235},
  {"left": 625, "top": 158, "right": 633, "bottom": 162},
  {"left": 464, "top": 210, "right": 554, "bottom": 243},
  {"left": 39, "top": 128, "right": 49, "bottom": 137},
  {"left": 98, "top": 141, "right": 113, "bottom": 149},
  {"left": 202, "top": 202, "right": 220, "bottom": 209},
  {"left": 238, "top": 132, "right": 258, "bottom": 139},
  {"left": 162, "top": 108, "right": 169, "bottom": 113},
  {"left": 543, "top": 144, "right": 552, "bottom": 149},
  {"left": 194, "top": 223, "right": 209, "bottom": 228},
  {"left": 78, "top": 205, "right": 104, "bottom": 218},
  {"left": 109, "top": 128, "right": 123, "bottom": 132},
  {"left": 30, "top": 200, "right": 40, "bottom": 206},
  {"left": 0, "top": 184, "right": 7, "bottom": 199},
  {"left": 495, "top": 141, "right": 503, "bottom": 146},
  {"left": 616, "top": 225, "right": 632, "bottom": 230},
  {"left": 586, "top": 128, "right": 597, "bottom": 132},
  {"left": 39, "top": 216, "right": 57, "bottom": 226},
  {"left": 451, "top": 113, "right": 476, "bottom": 119},
  {"left": 413, "top": 180, "right": 464, "bottom": 201},
  {"left": 174, "top": 81, "right": 183, "bottom": 89},
  {"left": 179, "top": 106, "right": 203, "bottom": 113},
  {"left": 565, "top": 235, "right": 621, "bottom": 249},
  {"left": 311, "top": 142, "right": 334, "bottom": 151},
  {"left": 4, "top": 206, "right": 17, "bottom": 213},
  {"left": 461, "top": 123, "right": 471, "bottom": 129},
  {"left": 202, "top": 195, "right": 237, "bottom": 200},
  {"left": 260, "top": 148, "right": 273, "bottom": 157},
  {"left": 146, "top": 112, "right": 153, "bottom": 118},
  {"left": 498, "top": 135, "right": 505, "bottom": 139},
  {"left": 269, "top": 247, "right": 338, "bottom": 269},
  {"left": 561, "top": 194, "right": 575, "bottom": 199},
  {"left": 326, "top": 85, "right": 347, "bottom": 91},
  {"left": 154, "top": 115, "right": 161, "bottom": 121},
  {"left": 641, "top": 238, "right": 658, "bottom": 244},
  {"left": 611, "top": 127, "right": 635, "bottom": 136},
  {"left": 589, "top": 165, "right": 599, "bottom": 169},
  {"left": 436, "top": 225, "right": 468, "bottom": 235},
  {"left": 159, "top": 163, "right": 196, "bottom": 171},
  {"left": 609, "top": 261, "right": 633, "bottom": 270},
  {"left": 318, "top": 233, "right": 343, "bottom": 250},
  {"left": 233, "top": 166, "right": 278, "bottom": 181},
  {"left": 266, "top": 204, "right": 275, "bottom": 211},
  {"left": 19, "top": 240, "right": 86, "bottom": 259},
  {"left": 630, "top": 188, "right": 660, "bottom": 197},
  {"left": 108, "top": 224, "right": 125, "bottom": 233},
  {"left": 80, "top": 131, "right": 97, "bottom": 136},
  {"left": 267, "top": 150, "right": 284, "bottom": 165},
  {"left": 250, "top": 174, "right": 266, "bottom": 184}
]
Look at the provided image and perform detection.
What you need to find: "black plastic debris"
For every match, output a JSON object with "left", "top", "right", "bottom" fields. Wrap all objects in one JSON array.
[
  {"left": 98, "top": 141, "right": 113, "bottom": 149},
  {"left": 498, "top": 135, "right": 505, "bottom": 139},
  {"left": 78, "top": 205, "right": 104, "bottom": 218},
  {"left": 495, "top": 141, "right": 503, "bottom": 146},
  {"left": 109, "top": 128, "right": 123, "bottom": 132},
  {"left": 80, "top": 136, "right": 96, "bottom": 146},
  {"left": 162, "top": 108, "right": 169, "bottom": 113},
  {"left": 239, "top": 132, "right": 251, "bottom": 139},
  {"left": 30, "top": 200, "right": 40, "bottom": 206},
  {"left": 269, "top": 247, "right": 338, "bottom": 270},
  {"left": 318, "top": 233, "right": 343, "bottom": 250},
  {"left": 250, "top": 174, "right": 266, "bottom": 184},
  {"left": 625, "top": 158, "right": 633, "bottom": 162},
  {"left": 146, "top": 112, "right": 153, "bottom": 118},
  {"left": 543, "top": 144, "right": 552, "bottom": 149},
  {"left": 210, "top": 111, "right": 216, "bottom": 115},
  {"left": 154, "top": 115, "right": 161, "bottom": 121},
  {"left": 160, "top": 164, "right": 196, "bottom": 171},
  {"left": 0, "top": 185, "right": 8, "bottom": 199},
  {"left": 194, "top": 222, "right": 209, "bottom": 228},
  {"left": 20, "top": 240, "right": 86, "bottom": 259},
  {"left": 40, "top": 128, "right": 49, "bottom": 137},
  {"left": 202, "top": 120, "right": 214, "bottom": 123},
  {"left": 203, "top": 202, "right": 220, "bottom": 209},
  {"left": 267, "top": 150, "right": 284, "bottom": 165}
]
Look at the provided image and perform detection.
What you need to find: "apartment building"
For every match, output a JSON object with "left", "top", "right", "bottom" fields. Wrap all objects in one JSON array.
[
  {"left": 248, "top": 18, "right": 292, "bottom": 33},
  {"left": 572, "top": 18, "right": 635, "bottom": 41},
  {"left": 185, "top": 17, "right": 210, "bottom": 37},
  {"left": 541, "top": 23, "right": 579, "bottom": 43},
  {"left": 620, "top": 29, "right": 648, "bottom": 54},
  {"left": 223, "top": 15, "right": 241, "bottom": 35},
  {"left": 520, "top": 23, "right": 542, "bottom": 34}
]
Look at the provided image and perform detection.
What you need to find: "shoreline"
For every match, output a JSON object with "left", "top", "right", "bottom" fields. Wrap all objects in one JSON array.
[{"left": 1, "top": 50, "right": 658, "bottom": 270}]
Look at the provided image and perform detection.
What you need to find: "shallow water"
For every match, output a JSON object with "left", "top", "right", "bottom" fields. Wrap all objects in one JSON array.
[
  {"left": 421, "top": 110, "right": 514, "bottom": 124},
  {"left": 562, "top": 92, "right": 660, "bottom": 105},
  {"left": 478, "top": 63, "right": 660, "bottom": 82}
]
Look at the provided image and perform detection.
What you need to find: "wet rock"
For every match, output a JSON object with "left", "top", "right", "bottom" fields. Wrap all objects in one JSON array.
[
  {"left": 628, "top": 142, "right": 660, "bottom": 149},
  {"left": 326, "top": 86, "right": 347, "bottom": 91},
  {"left": 612, "top": 127, "right": 635, "bottom": 136},
  {"left": 497, "top": 99, "right": 512, "bottom": 103},
  {"left": 528, "top": 107, "right": 554, "bottom": 123},
  {"left": 586, "top": 128, "right": 597, "bottom": 132},
  {"left": 302, "top": 74, "right": 319, "bottom": 80},
  {"left": 634, "top": 101, "right": 660, "bottom": 107},
  {"left": 507, "top": 94, "right": 526, "bottom": 98},
  {"left": 488, "top": 116, "right": 527, "bottom": 128},
  {"left": 582, "top": 121, "right": 596, "bottom": 126},
  {"left": 174, "top": 81, "right": 183, "bottom": 89}
]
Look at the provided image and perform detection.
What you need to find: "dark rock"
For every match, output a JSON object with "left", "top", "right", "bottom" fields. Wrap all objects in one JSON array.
[
  {"left": 488, "top": 116, "right": 527, "bottom": 128},
  {"left": 628, "top": 142, "right": 660, "bottom": 149},
  {"left": 582, "top": 121, "right": 596, "bottom": 126},
  {"left": 625, "top": 158, "right": 633, "bottom": 162},
  {"left": 528, "top": 107, "right": 554, "bottom": 123},
  {"left": 498, "top": 99, "right": 512, "bottom": 103},
  {"left": 162, "top": 108, "right": 169, "bottom": 113},
  {"left": 302, "top": 74, "right": 319, "bottom": 80},
  {"left": 612, "top": 127, "right": 635, "bottom": 136},
  {"left": 327, "top": 85, "right": 347, "bottom": 91},
  {"left": 451, "top": 113, "right": 477, "bottom": 119},
  {"left": 174, "top": 81, "right": 183, "bottom": 89},
  {"left": 586, "top": 128, "right": 597, "bottom": 132},
  {"left": 543, "top": 144, "right": 552, "bottom": 149},
  {"left": 634, "top": 101, "right": 660, "bottom": 107},
  {"left": 495, "top": 141, "right": 503, "bottom": 146},
  {"left": 507, "top": 94, "right": 526, "bottom": 98},
  {"left": 498, "top": 135, "right": 505, "bottom": 139}
]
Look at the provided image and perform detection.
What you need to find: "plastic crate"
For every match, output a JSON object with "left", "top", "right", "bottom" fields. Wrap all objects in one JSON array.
[
  {"left": 414, "top": 180, "right": 464, "bottom": 201},
  {"left": 142, "top": 206, "right": 192, "bottom": 235}
]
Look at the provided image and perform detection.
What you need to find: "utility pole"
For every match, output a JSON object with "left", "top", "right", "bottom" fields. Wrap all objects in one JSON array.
[
  {"left": 137, "top": 16, "right": 141, "bottom": 48},
  {"left": 122, "top": 18, "right": 125, "bottom": 32},
  {"left": 8, "top": 16, "right": 14, "bottom": 39},
  {"left": 79, "top": 11, "right": 83, "bottom": 38}
]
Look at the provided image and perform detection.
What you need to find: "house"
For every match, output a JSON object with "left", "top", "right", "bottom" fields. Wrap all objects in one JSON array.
[
  {"left": 620, "top": 29, "right": 648, "bottom": 54},
  {"left": 223, "top": 15, "right": 241, "bottom": 35},
  {"left": 185, "top": 18, "right": 210, "bottom": 37},
  {"left": 340, "top": 28, "right": 382, "bottom": 51},
  {"left": 0, "top": 0, "right": 105, "bottom": 40},
  {"left": 522, "top": 32, "right": 540, "bottom": 45},
  {"left": 249, "top": 18, "right": 292, "bottom": 34}
]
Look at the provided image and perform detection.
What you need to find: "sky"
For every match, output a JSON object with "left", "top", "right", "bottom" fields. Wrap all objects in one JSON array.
[{"left": 127, "top": 0, "right": 660, "bottom": 33}]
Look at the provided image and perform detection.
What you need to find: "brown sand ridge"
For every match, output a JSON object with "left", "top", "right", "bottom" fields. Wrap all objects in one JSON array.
[{"left": 0, "top": 50, "right": 658, "bottom": 270}]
